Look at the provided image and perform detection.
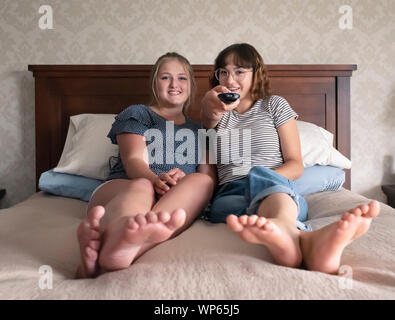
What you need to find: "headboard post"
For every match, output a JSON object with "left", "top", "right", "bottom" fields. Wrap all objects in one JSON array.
[{"left": 337, "top": 76, "right": 352, "bottom": 190}]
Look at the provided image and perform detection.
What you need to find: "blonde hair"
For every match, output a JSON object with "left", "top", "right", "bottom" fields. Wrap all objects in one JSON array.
[{"left": 150, "top": 52, "right": 196, "bottom": 115}]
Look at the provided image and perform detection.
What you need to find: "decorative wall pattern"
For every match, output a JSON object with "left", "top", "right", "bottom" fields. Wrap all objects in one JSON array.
[{"left": 0, "top": 0, "right": 394, "bottom": 208}]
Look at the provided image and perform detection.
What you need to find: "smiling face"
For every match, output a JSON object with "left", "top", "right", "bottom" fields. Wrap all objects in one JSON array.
[
  {"left": 211, "top": 43, "right": 271, "bottom": 105},
  {"left": 155, "top": 58, "right": 190, "bottom": 109},
  {"left": 219, "top": 54, "right": 254, "bottom": 104}
]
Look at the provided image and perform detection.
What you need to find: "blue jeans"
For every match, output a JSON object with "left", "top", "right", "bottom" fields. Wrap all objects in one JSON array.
[{"left": 207, "top": 166, "right": 312, "bottom": 231}]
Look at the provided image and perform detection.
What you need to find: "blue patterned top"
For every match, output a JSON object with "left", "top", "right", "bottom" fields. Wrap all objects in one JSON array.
[{"left": 106, "top": 104, "right": 203, "bottom": 180}]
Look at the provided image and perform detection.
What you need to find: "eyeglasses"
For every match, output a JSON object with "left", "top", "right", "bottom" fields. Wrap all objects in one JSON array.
[{"left": 214, "top": 68, "right": 253, "bottom": 82}]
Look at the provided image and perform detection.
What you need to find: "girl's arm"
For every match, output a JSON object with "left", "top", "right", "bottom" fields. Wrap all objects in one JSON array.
[
  {"left": 197, "top": 163, "right": 217, "bottom": 185},
  {"left": 117, "top": 133, "right": 198, "bottom": 194},
  {"left": 197, "top": 148, "right": 218, "bottom": 187},
  {"left": 274, "top": 118, "right": 304, "bottom": 181},
  {"left": 117, "top": 133, "right": 173, "bottom": 194},
  {"left": 117, "top": 133, "right": 157, "bottom": 183}
]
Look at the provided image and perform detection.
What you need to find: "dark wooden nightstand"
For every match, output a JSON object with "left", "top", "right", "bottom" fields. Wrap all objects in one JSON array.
[
  {"left": 0, "top": 189, "right": 5, "bottom": 200},
  {"left": 382, "top": 185, "right": 395, "bottom": 209}
]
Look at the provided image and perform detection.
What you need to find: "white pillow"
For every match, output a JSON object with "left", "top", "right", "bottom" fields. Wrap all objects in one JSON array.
[
  {"left": 54, "top": 115, "right": 351, "bottom": 181},
  {"left": 54, "top": 114, "right": 118, "bottom": 180},
  {"left": 296, "top": 120, "right": 351, "bottom": 169}
]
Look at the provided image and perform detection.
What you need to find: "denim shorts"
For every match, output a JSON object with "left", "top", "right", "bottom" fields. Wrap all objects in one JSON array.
[{"left": 207, "top": 166, "right": 312, "bottom": 231}]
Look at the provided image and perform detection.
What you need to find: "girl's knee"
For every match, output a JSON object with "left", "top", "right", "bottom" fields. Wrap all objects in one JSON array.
[
  {"left": 128, "top": 178, "right": 155, "bottom": 194},
  {"left": 185, "top": 172, "right": 214, "bottom": 186}
]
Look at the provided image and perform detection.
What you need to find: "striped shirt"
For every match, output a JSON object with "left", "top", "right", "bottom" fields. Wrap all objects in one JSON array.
[{"left": 214, "top": 95, "right": 298, "bottom": 185}]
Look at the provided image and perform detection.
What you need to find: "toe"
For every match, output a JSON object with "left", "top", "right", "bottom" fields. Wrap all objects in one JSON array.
[
  {"left": 345, "top": 212, "right": 356, "bottom": 223},
  {"left": 359, "top": 204, "right": 369, "bottom": 214},
  {"left": 81, "top": 229, "right": 100, "bottom": 244},
  {"left": 85, "top": 246, "right": 98, "bottom": 260},
  {"left": 92, "top": 209, "right": 105, "bottom": 223},
  {"left": 166, "top": 209, "right": 186, "bottom": 230},
  {"left": 338, "top": 219, "right": 349, "bottom": 230},
  {"left": 158, "top": 211, "right": 171, "bottom": 223},
  {"left": 146, "top": 211, "right": 158, "bottom": 223},
  {"left": 367, "top": 200, "right": 380, "bottom": 218},
  {"left": 88, "top": 206, "right": 105, "bottom": 224},
  {"left": 351, "top": 208, "right": 362, "bottom": 217},
  {"left": 135, "top": 213, "right": 147, "bottom": 226},
  {"left": 126, "top": 217, "right": 139, "bottom": 230},
  {"left": 239, "top": 215, "right": 248, "bottom": 225},
  {"left": 227, "top": 214, "right": 244, "bottom": 232},
  {"left": 263, "top": 220, "right": 275, "bottom": 231},
  {"left": 81, "top": 221, "right": 91, "bottom": 232},
  {"left": 247, "top": 215, "right": 258, "bottom": 226},
  {"left": 77, "top": 221, "right": 90, "bottom": 238},
  {"left": 256, "top": 217, "right": 266, "bottom": 228},
  {"left": 341, "top": 212, "right": 350, "bottom": 221},
  {"left": 87, "top": 229, "right": 100, "bottom": 241},
  {"left": 88, "top": 240, "right": 101, "bottom": 251}
]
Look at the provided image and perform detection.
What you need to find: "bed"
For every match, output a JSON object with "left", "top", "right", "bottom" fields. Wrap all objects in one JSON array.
[{"left": 0, "top": 64, "right": 394, "bottom": 300}]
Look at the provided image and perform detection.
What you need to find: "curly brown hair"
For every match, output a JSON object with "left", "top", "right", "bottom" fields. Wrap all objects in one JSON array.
[
  {"left": 150, "top": 52, "right": 196, "bottom": 115},
  {"left": 210, "top": 43, "right": 271, "bottom": 102}
]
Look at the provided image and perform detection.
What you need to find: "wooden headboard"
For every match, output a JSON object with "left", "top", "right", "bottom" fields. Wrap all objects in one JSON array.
[{"left": 28, "top": 64, "right": 357, "bottom": 190}]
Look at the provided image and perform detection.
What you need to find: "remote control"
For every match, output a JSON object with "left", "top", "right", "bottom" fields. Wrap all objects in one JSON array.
[{"left": 218, "top": 92, "right": 240, "bottom": 104}]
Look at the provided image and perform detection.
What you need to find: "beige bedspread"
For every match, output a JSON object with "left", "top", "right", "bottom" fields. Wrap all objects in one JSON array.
[{"left": 0, "top": 189, "right": 394, "bottom": 300}]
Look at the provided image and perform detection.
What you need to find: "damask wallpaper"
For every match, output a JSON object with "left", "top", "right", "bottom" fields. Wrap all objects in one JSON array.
[{"left": 0, "top": 0, "right": 394, "bottom": 208}]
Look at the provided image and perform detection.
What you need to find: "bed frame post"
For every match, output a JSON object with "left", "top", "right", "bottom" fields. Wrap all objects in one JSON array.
[{"left": 337, "top": 76, "right": 352, "bottom": 190}]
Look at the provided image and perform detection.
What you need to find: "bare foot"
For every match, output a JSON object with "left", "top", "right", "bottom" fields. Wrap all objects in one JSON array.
[
  {"left": 75, "top": 206, "right": 105, "bottom": 278},
  {"left": 227, "top": 214, "right": 302, "bottom": 268},
  {"left": 98, "top": 209, "right": 186, "bottom": 272},
  {"left": 301, "top": 200, "right": 380, "bottom": 274}
]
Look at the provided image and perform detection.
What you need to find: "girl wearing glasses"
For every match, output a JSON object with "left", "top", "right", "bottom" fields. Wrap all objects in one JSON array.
[{"left": 200, "top": 43, "right": 379, "bottom": 274}]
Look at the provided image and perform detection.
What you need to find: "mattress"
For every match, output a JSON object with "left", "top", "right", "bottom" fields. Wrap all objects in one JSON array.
[{"left": 0, "top": 189, "right": 394, "bottom": 300}]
